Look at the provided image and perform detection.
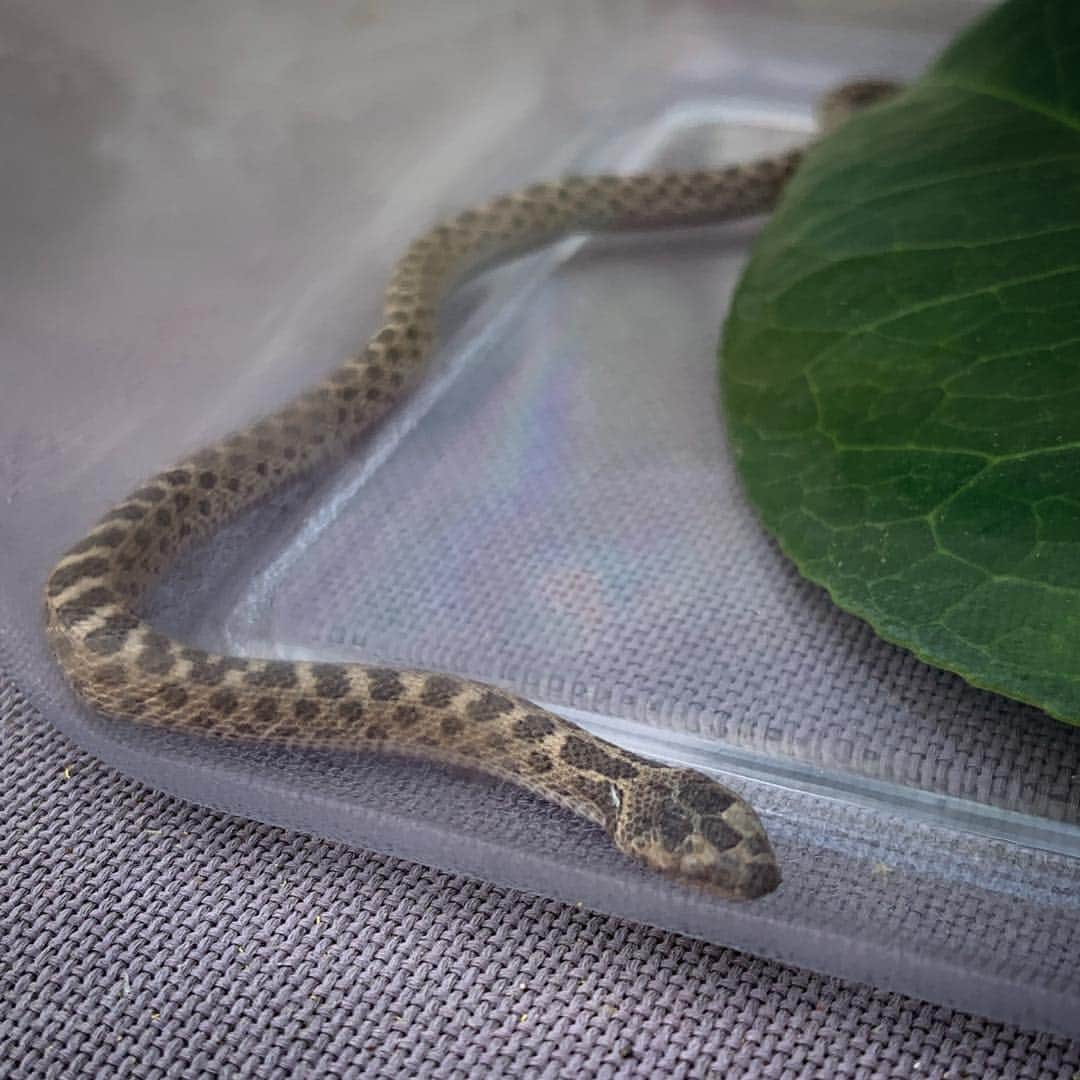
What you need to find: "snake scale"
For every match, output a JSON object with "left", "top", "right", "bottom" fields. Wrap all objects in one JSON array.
[{"left": 44, "top": 80, "right": 899, "bottom": 901}]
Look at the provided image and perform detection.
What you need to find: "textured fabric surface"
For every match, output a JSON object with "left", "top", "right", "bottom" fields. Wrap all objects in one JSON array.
[{"left": 6, "top": 678, "right": 1078, "bottom": 1079}]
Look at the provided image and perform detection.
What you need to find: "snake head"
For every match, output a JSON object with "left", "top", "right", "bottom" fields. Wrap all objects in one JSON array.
[{"left": 613, "top": 768, "right": 780, "bottom": 901}]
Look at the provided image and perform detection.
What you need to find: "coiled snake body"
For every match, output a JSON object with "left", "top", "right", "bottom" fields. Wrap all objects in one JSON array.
[{"left": 45, "top": 81, "right": 898, "bottom": 901}]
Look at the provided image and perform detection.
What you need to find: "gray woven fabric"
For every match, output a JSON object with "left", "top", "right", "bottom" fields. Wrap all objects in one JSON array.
[{"left": 5, "top": 678, "right": 1078, "bottom": 1079}]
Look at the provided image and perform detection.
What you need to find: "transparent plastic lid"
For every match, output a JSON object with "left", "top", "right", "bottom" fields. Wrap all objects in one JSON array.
[{"left": 4, "top": 0, "right": 1077, "bottom": 1037}]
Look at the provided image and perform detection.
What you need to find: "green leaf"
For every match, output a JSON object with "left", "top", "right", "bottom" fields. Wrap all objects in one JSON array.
[{"left": 720, "top": 0, "right": 1080, "bottom": 723}]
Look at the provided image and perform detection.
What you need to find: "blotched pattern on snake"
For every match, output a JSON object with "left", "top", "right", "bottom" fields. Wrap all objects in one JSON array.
[{"left": 45, "top": 80, "right": 899, "bottom": 900}]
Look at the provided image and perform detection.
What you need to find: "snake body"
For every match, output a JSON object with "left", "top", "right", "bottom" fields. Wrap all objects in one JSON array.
[{"left": 44, "top": 81, "right": 898, "bottom": 901}]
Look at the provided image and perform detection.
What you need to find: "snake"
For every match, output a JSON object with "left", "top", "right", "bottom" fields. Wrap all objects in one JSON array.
[{"left": 44, "top": 79, "right": 900, "bottom": 901}]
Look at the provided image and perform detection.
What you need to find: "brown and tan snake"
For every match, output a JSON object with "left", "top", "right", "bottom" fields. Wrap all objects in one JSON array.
[{"left": 44, "top": 80, "right": 900, "bottom": 901}]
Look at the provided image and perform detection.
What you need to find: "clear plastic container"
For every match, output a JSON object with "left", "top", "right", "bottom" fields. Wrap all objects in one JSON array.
[{"left": 5, "top": 0, "right": 1077, "bottom": 1037}]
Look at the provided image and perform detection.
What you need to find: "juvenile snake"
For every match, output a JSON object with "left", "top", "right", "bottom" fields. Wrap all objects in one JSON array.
[{"left": 45, "top": 80, "right": 899, "bottom": 901}]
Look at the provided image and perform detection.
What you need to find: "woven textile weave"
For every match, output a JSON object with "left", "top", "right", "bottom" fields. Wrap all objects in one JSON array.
[{"left": 5, "top": 677, "right": 1078, "bottom": 1079}]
